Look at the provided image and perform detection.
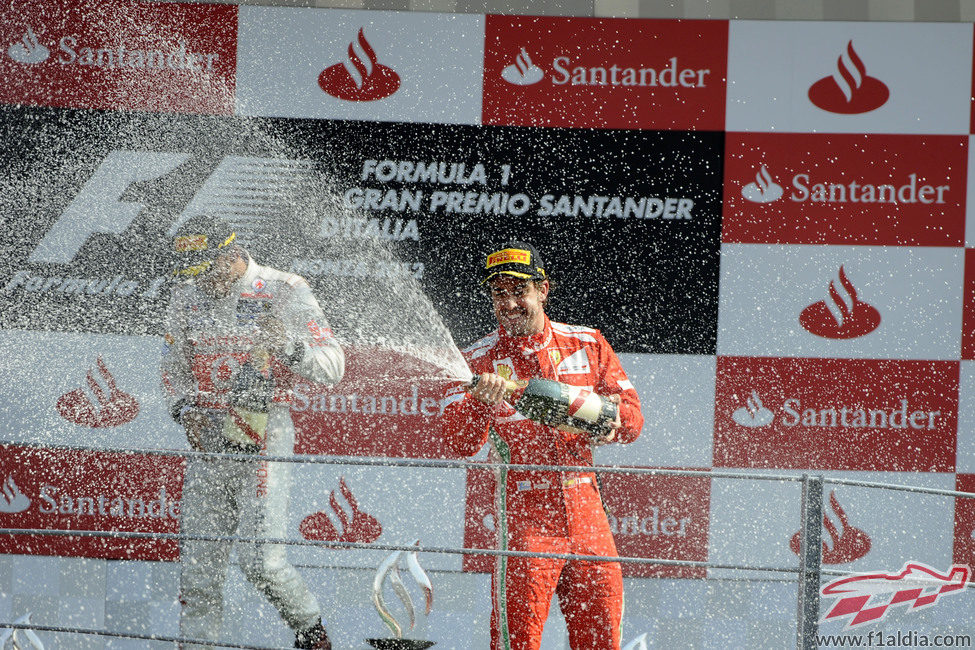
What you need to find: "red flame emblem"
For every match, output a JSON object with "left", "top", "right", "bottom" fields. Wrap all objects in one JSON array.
[
  {"left": 790, "top": 491, "right": 871, "bottom": 564},
  {"left": 808, "top": 41, "right": 889, "bottom": 114},
  {"left": 56, "top": 357, "right": 139, "bottom": 428},
  {"left": 318, "top": 29, "right": 400, "bottom": 102},
  {"left": 299, "top": 477, "right": 382, "bottom": 545},
  {"left": 799, "top": 266, "right": 881, "bottom": 339}
]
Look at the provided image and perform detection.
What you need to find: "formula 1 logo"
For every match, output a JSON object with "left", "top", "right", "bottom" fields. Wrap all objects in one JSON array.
[
  {"left": 21, "top": 150, "right": 318, "bottom": 267},
  {"left": 820, "top": 562, "right": 969, "bottom": 628},
  {"left": 808, "top": 40, "right": 889, "bottom": 115}
]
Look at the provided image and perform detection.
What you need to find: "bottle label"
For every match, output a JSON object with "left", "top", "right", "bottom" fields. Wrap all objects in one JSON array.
[
  {"left": 514, "top": 378, "right": 618, "bottom": 435},
  {"left": 222, "top": 407, "right": 267, "bottom": 449},
  {"left": 564, "top": 386, "right": 604, "bottom": 424}
]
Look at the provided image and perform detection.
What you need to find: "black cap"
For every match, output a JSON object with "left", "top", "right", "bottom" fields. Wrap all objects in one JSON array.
[
  {"left": 171, "top": 216, "right": 237, "bottom": 281},
  {"left": 482, "top": 240, "right": 546, "bottom": 284}
]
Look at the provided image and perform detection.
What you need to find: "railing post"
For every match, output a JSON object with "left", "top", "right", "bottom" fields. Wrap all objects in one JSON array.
[{"left": 796, "top": 474, "right": 823, "bottom": 650}]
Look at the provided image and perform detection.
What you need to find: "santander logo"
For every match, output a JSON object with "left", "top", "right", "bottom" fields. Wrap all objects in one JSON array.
[
  {"left": 318, "top": 28, "right": 400, "bottom": 102},
  {"left": 5, "top": 26, "right": 221, "bottom": 73},
  {"left": 0, "top": 475, "right": 31, "bottom": 514},
  {"left": 740, "top": 165, "right": 783, "bottom": 203},
  {"left": 7, "top": 26, "right": 49, "bottom": 64},
  {"left": 501, "top": 48, "right": 544, "bottom": 85},
  {"left": 738, "top": 166, "right": 949, "bottom": 207},
  {"left": 299, "top": 477, "right": 382, "bottom": 545},
  {"left": 731, "top": 390, "right": 774, "bottom": 427},
  {"left": 808, "top": 40, "right": 889, "bottom": 114},
  {"left": 726, "top": 390, "right": 941, "bottom": 432},
  {"left": 789, "top": 491, "right": 871, "bottom": 564},
  {"left": 56, "top": 357, "right": 139, "bottom": 428},
  {"left": 800, "top": 266, "right": 881, "bottom": 339}
]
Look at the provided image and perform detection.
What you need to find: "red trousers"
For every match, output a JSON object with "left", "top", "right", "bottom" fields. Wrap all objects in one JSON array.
[{"left": 490, "top": 482, "right": 624, "bottom": 650}]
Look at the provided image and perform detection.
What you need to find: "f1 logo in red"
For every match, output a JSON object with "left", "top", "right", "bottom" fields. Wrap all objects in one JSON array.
[{"left": 821, "top": 562, "right": 969, "bottom": 627}]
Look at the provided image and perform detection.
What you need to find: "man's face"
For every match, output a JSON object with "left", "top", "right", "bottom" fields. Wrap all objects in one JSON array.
[
  {"left": 196, "top": 251, "right": 242, "bottom": 298},
  {"left": 488, "top": 275, "right": 548, "bottom": 337}
]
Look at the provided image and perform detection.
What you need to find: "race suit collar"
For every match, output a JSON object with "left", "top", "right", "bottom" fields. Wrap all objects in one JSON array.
[
  {"left": 236, "top": 255, "right": 262, "bottom": 291},
  {"left": 499, "top": 314, "right": 553, "bottom": 352}
]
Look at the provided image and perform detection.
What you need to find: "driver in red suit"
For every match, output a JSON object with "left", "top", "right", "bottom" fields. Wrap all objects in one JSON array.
[{"left": 440, "top": 241, "right": 643, "bottom": 650}]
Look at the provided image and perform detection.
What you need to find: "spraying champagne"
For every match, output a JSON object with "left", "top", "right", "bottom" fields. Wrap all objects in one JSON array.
[
  {"left": 221, "top": 347, "right": 274, "bottom": 449},
  {"left": 468, "top": 375, "right": 618, "bottom": 437}
]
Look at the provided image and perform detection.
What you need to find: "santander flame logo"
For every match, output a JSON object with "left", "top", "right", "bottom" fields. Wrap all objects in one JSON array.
[
  {"left": 501, "top": 48, "right": 544, "bottom": 86},
  {"left": 318, "top": 29, "right": 400, "bottom": 102},
  {"left": 741, "top": 164, "right": 783, "bottom": 203},
  {"left": 56, "top": 357, "right": 139, "bottom": 428},
  {"left": 821, "top": 562, "right": 969, "bottom": 628},
  {"left": 799, "top": 266, "right": 880, "bottom": 339},
  {"left": 0, "top": 475, "right": 31, "bottom": 514},
  {"left": 7, "top": 26, "right": 49, "bottom": 64},
  {"left": 731, "top": 390, "right": 774, "bottom": 427},
  {"left": 300, "top": 477, "right": 382, "bottom": 545},
  {"left": 808, "top": 40, "right": 889, "bottom": 114},
  {"left": 790, "top": 491, "right": 871, "bottom": 564}
]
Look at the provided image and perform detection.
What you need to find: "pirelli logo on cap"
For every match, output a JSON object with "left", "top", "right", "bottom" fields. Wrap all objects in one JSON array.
[
  {"left": 486, "top": 248, "right": 531, "bottom": 269},
  {"left": 175, "top": 235, "right": 208, "bottom": 252}
]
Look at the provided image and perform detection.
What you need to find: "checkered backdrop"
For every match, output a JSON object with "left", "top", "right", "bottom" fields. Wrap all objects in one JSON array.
[{"left": 1, "top": 2, "right": 974, "bottom": 648}]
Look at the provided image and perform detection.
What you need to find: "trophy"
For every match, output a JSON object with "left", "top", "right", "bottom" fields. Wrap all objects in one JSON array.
[
  {"left": 0, "top": 612, "right": 45, "bottom": 650},
  {"left": 367, "top": 544, "right": 435, "bottom": 650}
]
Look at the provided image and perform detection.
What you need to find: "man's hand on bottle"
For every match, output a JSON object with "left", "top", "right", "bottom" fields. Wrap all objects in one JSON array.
[
  {"left": 182, "top": 409, "right": 209, "bottom": 451},
  {"left": 591, "top": 394, "right": 622, "bottom": 446},
  {"left": 471, "top": 372, "right": 508, "bottom": 406},
  {"left": 255, "top": 315, "right": 289, "bottom": 355}
]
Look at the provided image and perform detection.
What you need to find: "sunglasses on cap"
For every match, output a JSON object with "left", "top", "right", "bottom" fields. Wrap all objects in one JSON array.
[{"left": 172, "top": 232, "right": 236, "bottom": 283}]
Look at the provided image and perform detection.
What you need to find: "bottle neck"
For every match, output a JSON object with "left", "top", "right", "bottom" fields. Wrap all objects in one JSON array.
[{"left": 502, "top": 378, "right": 529, "bottom": 400}]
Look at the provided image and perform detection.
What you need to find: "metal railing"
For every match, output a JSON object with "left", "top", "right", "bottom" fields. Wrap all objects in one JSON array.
[{"left": 1, "top": 441, "right": 973, "bottom": 649}]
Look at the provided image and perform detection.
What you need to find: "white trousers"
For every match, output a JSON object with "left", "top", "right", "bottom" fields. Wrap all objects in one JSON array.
[{"left": 178, "top": 407, "right": 320, "bottom": 649}]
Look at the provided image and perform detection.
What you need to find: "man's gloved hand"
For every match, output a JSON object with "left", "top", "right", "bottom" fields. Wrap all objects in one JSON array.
[
  {"left": 182, "top": 409, "right": 210, "bottom": 451},
  {"left": 470, "top": 372, "right": 508, "bottom": 406},
  {"left": 590, "top": 394, "right": 622, "bottom": 446},
  {"left": 255, "top": 315, "right": 289, "bottom": 356}
]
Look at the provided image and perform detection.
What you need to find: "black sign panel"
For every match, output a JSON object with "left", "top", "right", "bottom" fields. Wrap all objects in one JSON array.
[{"left": 0, "top": 105, "right": 723, "bottom": 353}]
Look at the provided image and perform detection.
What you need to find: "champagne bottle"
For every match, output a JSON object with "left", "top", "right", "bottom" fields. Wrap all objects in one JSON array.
[
  {"left": 222, "top": 348, "right": 273, "bottom": 449},
  {"left": 468, "top": 375, "right": 618, "bottom": 436}
]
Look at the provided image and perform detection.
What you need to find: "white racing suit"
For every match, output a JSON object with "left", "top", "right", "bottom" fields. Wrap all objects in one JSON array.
[{"left": 162, "top": 257, "right": 344, "bottom": 649}]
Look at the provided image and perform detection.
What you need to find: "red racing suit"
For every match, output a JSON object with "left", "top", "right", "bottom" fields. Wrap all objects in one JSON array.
[{"left": 441, "top": 315, "right": 643, "bottom": 650}]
